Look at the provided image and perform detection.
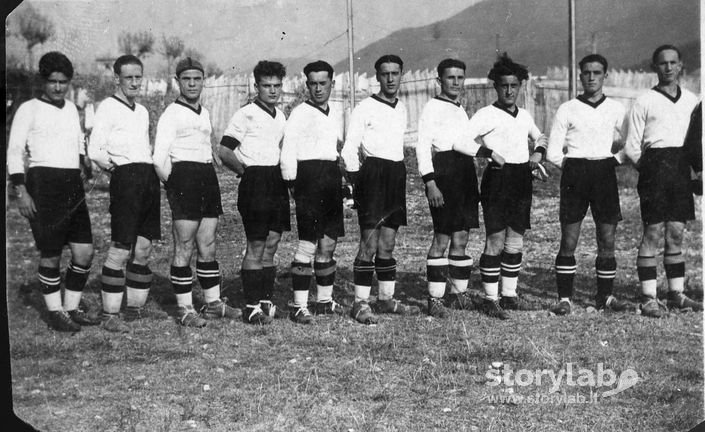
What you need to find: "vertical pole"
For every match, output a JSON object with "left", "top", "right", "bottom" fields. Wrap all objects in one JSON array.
[
  {"left": 346, "top": 0, "right": 356, "bottom": 109},
  {"left": 495, "top": 33, "right": 501, "bottom": 57},
  {"left": 568, "top": 0, "right": 577, "bottom": 98}
]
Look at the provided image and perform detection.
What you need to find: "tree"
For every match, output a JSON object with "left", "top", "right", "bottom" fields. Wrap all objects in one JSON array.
[
  {"left": 16, "top": 3, "right": 55, "bottom": 70},
  {"left": 162, "top": 35, "right": 185, "bottom": 92},
  {"left": 118, "top": 31, "right": 155, "bottom": 59}
]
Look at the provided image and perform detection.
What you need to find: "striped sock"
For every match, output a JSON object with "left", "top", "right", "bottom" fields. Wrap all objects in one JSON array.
[
  {"left": 39, "top": 266, "right": 62, "bottom": 312},
  {"left": 171, "top": 265, "right": 193, "bottom": 308},
  {"left": 197, "top": 260, "right": 221, "bottom": 304},
  {"left": 664, "top": 252, "right": 685, "bottom": 294},
  {"left": 64, "top": 261, "right": 90, "bottom": 311},
  {"left": 375, "top": 257, "right": 396, "bottom": 301},
  {"left": 636, "top": 255, "right": 658, "bottom": 298},
  {"left": 291, "top": 261, "right": 312, "bottom": 307},
  {"left": 500, "top": 251, "right": 522, "bottom": 297},
  {"left": 595, "top": 256, "right": 617, "bottom": 301},
  {"left": 448, "top": 255, "right": 473, "bottom": 294},
  {"left": 314, "top": 260, "right": 336, "bottom": 303},
  {"left": 479, "top": 254, "right": 501, "bottom": 300},
  {"left": 426, "top": 257, "right": 448, "bottom": 299},
  {"left": 555, "top": 255, "right": 577, "bottom": 299},
  {"left": 101, "top": 266, "right": 126, "bottom": 314},
  {"left": 126, "top": 262, "right": 153, "bottom": 308},
  {"left": 353, "top": 258, "right": 374, "bottom": 303}
]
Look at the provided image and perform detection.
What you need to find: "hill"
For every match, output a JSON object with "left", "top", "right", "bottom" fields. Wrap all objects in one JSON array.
[{"left": 336, "top": 0, "right": 700, "bottom": 76}]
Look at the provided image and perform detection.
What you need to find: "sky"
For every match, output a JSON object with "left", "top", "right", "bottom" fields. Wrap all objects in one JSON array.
[{"left": 6, "top": 0, "right": 483, "bottom": 76}]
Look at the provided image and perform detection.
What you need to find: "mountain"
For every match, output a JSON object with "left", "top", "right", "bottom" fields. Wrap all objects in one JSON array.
[{"left": 336, "top": 0, "right": 700, "bottom": 76}]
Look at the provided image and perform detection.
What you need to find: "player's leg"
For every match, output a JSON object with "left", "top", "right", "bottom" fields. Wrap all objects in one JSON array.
[
  {"left": 446, "top": 230, "right": 475, "bottom": 311},
  {"left": 241, "top": 237, "right": 272, "bottom": 324},
  {"left": 375, "top": 225, "right": 420, "bottom": 316},
  {"left": 637, "top": 222, "right": 666, "bottom": 317},
  {"left": 64, "top": 242, "right": 99, "bottom": 326},
  {"left": 351, "top": 227, "right": 379, "bottom": 324},
  {"left": 552, "top": 222, "right": 581, "bottom": 316},
  {"left": 499, "top": 227, "right": 527, "bottom": 311},
  {"left": 313, "top": 235, "right": 347, "bottom": 315},
  {"left": 479, "top": 230, "right": 508, "bottom": 319},
  {"left": 259, "top": 230, "right": 283, "bottom": 318},
  {"left": 426, "top": 232, "right": 450, "bottom": 318},
  {"left": 594, "top": 223, "right": 629, "bottom": 311},
  {"left": 290, "top": 238, "right": 316, "bottom": 324},
  {"left": 171, "top": 219, "right": 205, "bottom": 327},
  {"left": 664, "top": 221, "right": 702, "bottom": 311},
  {"left": 123, "top": 236, "right": 157, "bottom": 320},
  {"left": 39, "top": 252, "right": 81, "bottom": 332},
  {"left": 195, "top": 217, "right": 241, "bottom": 321},
  {"left": 100, "top": 242, "right": 132, "bottom": 332}
]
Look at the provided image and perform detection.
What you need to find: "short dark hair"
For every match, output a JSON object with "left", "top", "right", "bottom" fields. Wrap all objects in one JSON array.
[
  {"left": 652, "top": 44, "right": 681, "bottom": 64},
  {"left": 113, "top": 54, "right": 143, "bottom": 75},
  {"left": 253, "top": 60, "right": 286, "bottom": 83},
  {"left": 578, "top": 54, "right": 608, "bottom": 72},
  {"left": 374, "top": 54, "right": 403, "bottom": 73},
  {"left": 437, "top": 58, "right": 466, "bottom": 77},
  {"left": 303, "top": 60, "right": 334, "bottom": 79},
  {"left": 487, "top": 53, "right": 529, "bottom": 82},
  {"left": 39, "top": 51, "right": 74, "bottom": 80}
]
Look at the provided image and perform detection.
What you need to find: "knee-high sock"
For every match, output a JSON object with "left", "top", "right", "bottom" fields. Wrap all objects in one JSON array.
[
  {"left": 101, "top": 266, "right": 126, "bottom": 314},
  {"left": 448, "top": 255, "right": 472, "bottom": 294},
  {"left": 479, "top": 254, "right": 501, "bottom": 301},
  {"left": 261, "top": 265, "right": 276, "bottom": 301},
  {"left": 126, "top": 262, "right": 153, "bottom": 308},
  {"left": 375, "top": 257, "right": 396, "bottom": 301},
  {"left": 170, "top": 265, "right": 193, "bottom": 308},
  {"left": 427, "top": 257, "right": 448, "bottom": 298},
  {"left": 314, "top": 260, "right": 336, "bottom": 303},
  {"left": 555, "top": 255, "right": 577, "bottom": 299},
  {"left": 664, "top": 252, "right": 685, "bottom": 293},
  {"left": 197, "top": 260, "right": 221, "bottom": 303},
  {"left": 353, "top": 258, "right": 374, "bottom": 303},
  {"left": 64, "top": 261, "right": 90, "bottom": 311},
  {"left": 39, "top": 266, "right": 62, "bottom": 312},
  {"left": 291, "top": 261, "right": 313, "bottom": 307},
  {"left": 595, "top": 256, "right": 617, "bottom": 301},
  {"left": 500, "top": 252, "right": 521, "bottom": 297},
  {"left": 241, "top": 269, "right": 264, "bottom": 306},
  {"left": 636, "top": 255, "right": 658, "bottom": 298}
]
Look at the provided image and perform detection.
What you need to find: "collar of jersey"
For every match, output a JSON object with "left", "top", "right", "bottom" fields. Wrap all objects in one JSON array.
[
  {"left": 652, "top": 85, "right": 681, "bottom": 104},
  {"left": 576, "top": 94, "right": 606, "bottom": 109},
  {"left": 305, "top": 100, "right": 330, "bottom": 116},
  {"left": 254, "top": 99, "right": 277, "bottom": 118},
  {"left": 434, "top": 96, "right": 461, "bottom": 107},
  {"left": 371, "top": 94, "right": 398, "bottom": 108},
  {"left": 37, "top": 97, "right": 65, "bottom": 109},
  {"left": 492, "top": 102, "right": 518, "bottom": 118},
  {"left": 175, "top": 98, "right": 202, "bottom": 115},
  {"left": 111, "top": 95, "right": 136, "bottom": 111}
]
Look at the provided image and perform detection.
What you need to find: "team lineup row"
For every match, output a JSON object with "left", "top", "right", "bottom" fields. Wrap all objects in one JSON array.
[{"left": 7, "top": 45, "right": 702, "bottom": 332}]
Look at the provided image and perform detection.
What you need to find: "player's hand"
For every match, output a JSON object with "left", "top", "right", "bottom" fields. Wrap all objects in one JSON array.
[
  {"left": 212, "top": 149, "right": 223, "bottom": 169},
  {"left": 528, "top": 151, "right": 543, "bottom": 169},
  {"left": 15, "top": 186, "right": 37, "bottom": 220},
  {"left": 425, "top": 181, "right": 444, "bottom": 208},
  {"left": 491, "top": 152, "right": 506, "bottom": 168}
]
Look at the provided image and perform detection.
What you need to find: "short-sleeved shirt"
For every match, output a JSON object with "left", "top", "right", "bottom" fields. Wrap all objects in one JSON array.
[{"left": 222, "top": 100, "right": 286, "bottom": 167}]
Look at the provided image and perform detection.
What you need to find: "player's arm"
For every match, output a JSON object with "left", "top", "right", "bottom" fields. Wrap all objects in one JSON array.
[
  {"left": 280, "top": 110, "right": 302, "bottom": 193},
  {"left": 218, "top": 110, "right": 247, "bottom": 176},
  {"left": 340, "top": 106, "right": 365, "bottom": 174},
  {"left": 454, "top": 113, "right": 505, "bottom": 166},
  {"left": 7, "top": 104, "right": 37, "bottom": 219},
  {"left": 416, "top": 111, "right": 444, "bottom": 207},
  {"left": 611, "top": 105, "right": 628, "bottom": 165},
  {"left": 546, "top": 106, "right": 568, "bottom": 168},
  {"left": 152, "top": 113, "right": 175, "bottom": 183},
  {"left": 528, "top": 121, "right": 547, "bottom": 169},
  {"left": 87, "top": 102, "right": 115, "bottom": 171}
]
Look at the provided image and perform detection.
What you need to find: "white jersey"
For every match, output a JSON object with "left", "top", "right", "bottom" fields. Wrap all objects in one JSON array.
[
  {"left": 222, "top": 100, "right": 286, "bottom": 168},
  {"left": 457, "top": 103, "right": 542, "bottom": 164},
  {"left": 88, "top": 96, "right": 152, "bottom": 167},
  {"left": 280, "top": 100, "right": 343, "bottom": 181},
  {"left": 416, "top": 96, "right": 474, "bottom": 178},
  {"left": 153, "top": 100, "right": 213, "bottom": 178},
  {"left": 341, "top": 94, "right": 407, "bottom": 172},
  {"left": 7, "top": 98, "right": 84, "bottom": 175},
  {"left": 547, "top": 95, "right": 626, "bottom": 167},
  {"left": 624, "top": 86, "right": 699, "bottom": 164}
]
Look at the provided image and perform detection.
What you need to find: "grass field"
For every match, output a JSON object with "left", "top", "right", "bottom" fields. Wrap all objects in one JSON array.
[{"left": 6, "top": 155, "right": 704, "bottom": 432}]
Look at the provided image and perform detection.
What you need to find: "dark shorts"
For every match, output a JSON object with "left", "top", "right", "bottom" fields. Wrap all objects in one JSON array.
[
  {"left": 560, "top": 158, "right": 622, "bottom": 225},
  {"left": 237, "top": 165, "right": 291, "bottom": 240},
  {"left": 429, "top": 151, "right": 480, "bottom": 234},
  {"left": 294, "top": 160, "right": 344, "bottom": 242},
  {"left": 480, "top": 162, "right": 532, "bottom": 235},
  {"left": 354, "top": 157, "right": 407, "bottom": 229},
  {"left": 26, "top": 167, "right": 93, "bottom": 252},
  {"left": 110, "top": 163, "right": 162, "bottom": 244},
  {"left": 637, "top": 148, "right": 695, "bottom": 224},
  {"left": 166, "top": 162, "right": 223, "bottom": 220}
]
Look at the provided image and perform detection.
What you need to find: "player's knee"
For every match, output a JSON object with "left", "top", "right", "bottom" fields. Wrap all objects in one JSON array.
[
  {"left": 294, "top": 240, "right": 316, "bottom": 263},
  {"left": 105, "top": 246, "right": 130, "bottom": 269},
  {"left": 503, "top": 235, "right": 523, "bottom": 254}
]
